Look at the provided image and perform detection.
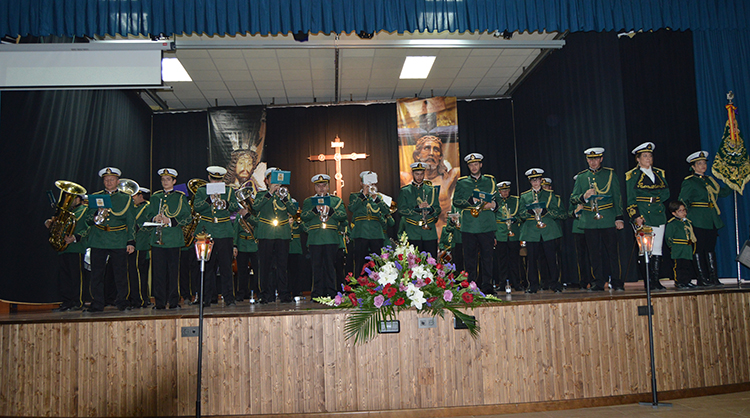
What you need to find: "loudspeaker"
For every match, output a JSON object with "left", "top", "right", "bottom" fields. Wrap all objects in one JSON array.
[{"left": 736, "top": 240, "right": 750, "bottom": 269}]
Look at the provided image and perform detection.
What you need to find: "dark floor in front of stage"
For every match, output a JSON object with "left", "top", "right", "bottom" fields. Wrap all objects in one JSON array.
[{"left": 462, "top": 390, "right": 750, "bottom": 417}]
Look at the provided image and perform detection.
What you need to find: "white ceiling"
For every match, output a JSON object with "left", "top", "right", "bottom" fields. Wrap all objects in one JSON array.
[{"left": 147, "top": 30, "right": 562, "bottom": 110}]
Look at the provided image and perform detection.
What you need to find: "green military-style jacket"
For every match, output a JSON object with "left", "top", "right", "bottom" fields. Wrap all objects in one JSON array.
[
  {"left": 60, "top": 204, "right": 90, "bottom": 254},
  {"left": 301, "top": 194, "right": 348, "bottom": 246},
  {"left": 252, "top": 190, "right": 295, "bottom": 240},
  {"left": 349, "top": 191, "right": 390, "bottom": 240},
  {"left": 625, "top": 166, "right": 670, "bottom": 226},
  {"left": 85, "top": 189, "right": 136, "bottom": 249},
  {"left": 142, "top": 190, "right": 192, "bottom": 248},
  {"left": 233, "top": 215, "right": 258, "bottom": 253},
  {"left": 290, "top": 219, "right": 302, "bottom": 254},
  {"left": 452, "top": 174, "right": 499, "bottom": 234},
  {"left": 194, "top": 184, "right": 240, "bottom": 239},
  {"left": 518, "top": 188, "right": 565, "bottom": 242},
  {"left": 133, "top": 201, "right": 152, "bottom": 251},
  {"left": 665, "top": 217, "right": 695, "bottom": 260},
  {"left": 397, "top": 181, "right": 441, "bottom": 240},
  {"left": 495, "top": 195, "right": 520, "bottom": 242},
  {"left": 570, "top": 167, "right": 624, "bottom": 229},
  {"left": 678, "top": 174, "right": 731, "bottom": 230},
  {"left": 438, "top": 222, "right": 462, "bottom": 250},
  {"left": 569, "top": 201, "right": 584, "bottom": 234}
]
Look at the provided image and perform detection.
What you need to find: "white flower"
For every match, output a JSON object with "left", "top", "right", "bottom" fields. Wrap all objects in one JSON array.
[
  {"left": 411, "top": 264, "right": 434, "bottom": 281},
  {"left": 377, "top": 262, "right": 399, "bottom": 286},
  {"left": 406, "top": 283, "right": 426, "bottom": 310}
]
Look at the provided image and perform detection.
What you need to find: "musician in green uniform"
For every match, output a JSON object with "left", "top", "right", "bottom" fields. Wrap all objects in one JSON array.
[
  {"left": 194, "top": 166, "right": 240, "bottom": 307},
  {"left": 130, "top": 187, "right": 152, "bottom": 307},
  {"left": 252, "top": 167, "right": 296, "bottom": 304},
  {"left": 234, "top": 206, "right": 259, "bottom": 302},
  {"left": 519, "top": 168, "right": 565, "bottom": 293},
  {"left": 625, "top": 142, "right": 670, "bottom": 290},
  {"left": 438, "top": 208, "right": 462, "bottom": 271},
  {"left": 142, "top": 169, "right": 192, "bottom": 309},
  {"left": 569, "top": 176, "right": 593, "bottom": 289},
  {"left": 678, "top": 151, "right": 731, "bottom": 287},
  {"left": 45, "top": 192, "right": 89, "bottom": 311},
  {"left": 665, "top": 201, "right": 698, "bottom": 289},
  {"left": 570, "top": 147, "right": 625, "bottom": 291},
  {"left": 302, "top": 174, "right": 348, "bottom": 299},
  {"left": 453, "top": 153, "right": 499, "bottom": 295},
  {"left": 288, "top": 199, "right": 305, "bottom": 298},
  {"left": 84, "top": 167, "right": 136, "bottom": 312},
  {"left": 398, "top": 162, "right": 441, "bottom": 257},
  {"left": 494, "top": 181, "right": 522, "bottom": 291},
  {"left": 350, "top": 171, "right": 392, "bottom": 276}
]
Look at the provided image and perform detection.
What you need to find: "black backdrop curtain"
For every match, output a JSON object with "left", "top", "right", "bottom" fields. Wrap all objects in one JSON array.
[
  {"left": 151, "top": 111, "right": 209, "bottom": 191},
  {"left": 0, "top": 90, "right": 151, "bottom": 303}
]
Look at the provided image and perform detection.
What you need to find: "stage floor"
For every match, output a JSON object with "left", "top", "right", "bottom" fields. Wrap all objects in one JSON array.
[{"left": 1, "top": 280, "right": 748, "bottom": 324}]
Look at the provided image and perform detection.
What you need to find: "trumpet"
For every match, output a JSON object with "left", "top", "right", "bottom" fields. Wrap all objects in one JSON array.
[
  {"left": 319, "top": 204, "right": 330, "bottom": 224},
  {"left": 503, "top": 204, "right": 515, "bottom": 237},
  {"left": 94, "top": 208, "right": 110, "bottom": 226},
  {"left": 276, "top": 186, "right": 289, "bottom": 200},
  {"left": 211, "top": 194, "right": 227, "bottom": 210},
  {"left": 531, "top": 192, "right": 546, "bottom": 229},
  {"left": 155, "top": 198, "right": 165, "bottom": 245},
  {"left": 236, "top": 186, "right": 256, "bottom": 234},
  {"left": 367, "top": 184, "right": 378, "bottom": 197},
  {"left": 470, "top": 200, "right": 488, "bottom": 217},
  {"left": 588, "top": 178, "right": 604, "bottom": 220}
]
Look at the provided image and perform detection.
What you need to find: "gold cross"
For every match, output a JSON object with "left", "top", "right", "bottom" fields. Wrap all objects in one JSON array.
[{"left": 307, "top": 136, "right": 368, "bottom": 197}]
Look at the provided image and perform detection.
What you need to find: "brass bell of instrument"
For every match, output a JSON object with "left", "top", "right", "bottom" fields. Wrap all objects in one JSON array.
[
  {"left": 48, "top": 180, "right": 87, "bottom": 251},
  {"left": 117, "top": 178, "right": 140, "bottom": 196}
]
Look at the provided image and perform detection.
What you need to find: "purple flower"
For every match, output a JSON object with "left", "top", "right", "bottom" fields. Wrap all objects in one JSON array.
[
  {"left": 381, "top": 253, "right": 389, "bottom": 260},
  {"left": 443, "top": 290, "right": 453, "bottom": 302},
  {"left": 415, "top": 278, "right": 425, "bottom": 287},
  {"left": 373, "top": 295, "right": 385, "bottom": 308},
  {"left": 365, "top": 256, "right": 372, "bottom": 261},
  {"left": 437, "top": 269, "right": 446, "bottom": 278},
  {"left": 364, "top": 267, "right": 372, "bottom": 275},
  {"left": 395, "top": 260, "right": 402, "bottom": 270},
  {"left": 371, "top": 272, "right": 380, "bottom": 281},
  {"left": 399, "top": 284, "right": 407, "bottom": 292},
  {"left": 427, "top": 256, "right": 436, "bottom": 265},
  {"left": 469, "top": 281, "right": 478, "bottom": 291},
  {"left": 334, "top": 294, "right": 343, "bottom": 306},
  {"left": 375, "top": 285, "right": 383, "bottom": 291},
  {"left": 384, "top": 299, "right": 392, "bottom": 306}
]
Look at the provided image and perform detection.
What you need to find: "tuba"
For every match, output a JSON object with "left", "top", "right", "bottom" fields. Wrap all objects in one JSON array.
[
  {"left": 48, "top": 180, "right": 87, "bottom": 251},
  {"left": 236, "top": 186, "right": 256, "bottom": 234},
  {"left": 183, "top": 179, "right": 206, "bottom": 246}
]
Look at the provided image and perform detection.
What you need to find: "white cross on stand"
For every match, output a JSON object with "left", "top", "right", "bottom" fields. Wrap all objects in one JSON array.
[{"left": 307, "top": 136, "right": 368, "bottom": 197}]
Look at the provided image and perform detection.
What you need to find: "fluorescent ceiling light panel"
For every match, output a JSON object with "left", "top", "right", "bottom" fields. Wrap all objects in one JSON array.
[
  {"left": 399, "top": 56, "right": 436, "bottom": 79},
  {"left": 162, "top": 57, "right": 192, "bottom": 82}
]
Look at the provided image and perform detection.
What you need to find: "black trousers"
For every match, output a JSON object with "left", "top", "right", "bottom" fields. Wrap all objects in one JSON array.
[
  {"left": 152, "top": 247, "right": 181, "bottom": 308},
  {"left": 494, "top": 240, "right": 521, "bottom": 289},
  {"left": 203, "top": 237, "right": 235, "bottom": 304},
  {"left": 90, "top": 248, "right": 129, "bottom": 310},
  {"left": 179, "top": 249, "right": 198, "bottom": 300},
  {"left": 693, "top": 226, "right": 719, "bottom": 273},
  {"left": 235, "top": 250, "right": 259, "bottom": 300},
  {"left": 354, "top": 238, "right": 384, "bottom": 277},
  {"left": 287, "top": 253, "right": 303, "bottom": 295},
  {"left": 127, "top": 249, "right": 150, "bottom": 307},
  {"left": 526, "top": 239, "right": 561, "bottom": 291},
  {"left": 572, "top": 233, "right": 593, "bottom": 288},
  {"left": 673, "top": 258, "right": 695, "bottom": 285},
  {"left": 452, "top": 242, "right": 464, "bottom": 273},
  {"left": 410, "top": 239, "right": 438, "bottom": 261},
  {"left": 257, "top": 239, "right": 289, "bottom": 302},
  {"left": 462, "top": 231, "right": 495, "bottom": 294},
  {"left": 58, "top": 253, "right": 85, "bottom": 308},
  {"left": 584, "top": 227, "right": 622, "bottom": 289},
  {"left": 310, "top": 244, "right": 339, "bottom": 298}
]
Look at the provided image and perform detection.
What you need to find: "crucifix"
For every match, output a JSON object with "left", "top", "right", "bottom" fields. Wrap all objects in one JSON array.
[{"left": 307, "top": 136, "right": 368, "bottom": 197}]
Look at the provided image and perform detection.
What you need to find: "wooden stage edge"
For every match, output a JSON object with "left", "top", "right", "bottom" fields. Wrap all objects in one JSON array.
[{"left": 1, "top": 287, "right": 749, "bottom": 417}]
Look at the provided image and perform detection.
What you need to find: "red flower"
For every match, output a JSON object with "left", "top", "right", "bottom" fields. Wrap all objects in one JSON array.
[
  {"left": 348, "top": 293, "right": 359, "bottom": 306},
  {"left": 447, "top": 273, "right": 454, "bottom": 281},
  {"left": 416, "top": 258, "right": 421, "bottom": 263},
  {"left": 367, "top": 289, "right": 376, "bottom": 295},
  {"left": 366, "top": 281, "right": 377, "bottom": 288},
  {"left": 383, "top": 284, "right": 396, "bottom": 298},
  {"left": 357, "top": 276, "right": 368, "bottom": 286},
  {"left": 407, "top": 270, "right": 413, "bottom": 278},
  {"left": 344, "top": 285, "right": 352, "bottom": 292},
  {"left": 424, "top": 277, "right": 431, "bottom": 285},
  {"left": 397, "top": 254, "right": 403, "bottom": 261},
  {"left": 427, "top": 296, "right": 438, "bottom": 304},
  {"left": 436, "top": 278, "right": 446, "bottom": 289},
  {"left": 394, "top": 297, "right": 405, "bottom": 306},
  {"left": 436, "top": 263, "right": 443, "bottom": 270},
  {"left": 460, "top": 280, "right": 469, "bottom": 288},
  {"left": 462, "top": 292, "right": 474, "bottom": 304}
]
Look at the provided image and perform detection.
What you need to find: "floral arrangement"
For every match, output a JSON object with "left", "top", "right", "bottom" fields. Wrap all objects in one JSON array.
[{"left": 314, "top": 233, "right": 501, "bottom": 344}]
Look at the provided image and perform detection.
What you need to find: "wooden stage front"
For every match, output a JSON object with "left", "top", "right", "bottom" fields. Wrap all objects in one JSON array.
[{"left": 1, "top": 285, "right": 749, "bottom": 418}]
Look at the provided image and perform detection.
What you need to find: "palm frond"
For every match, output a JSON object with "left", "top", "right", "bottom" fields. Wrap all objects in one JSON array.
[
  {"left": 448, "top": 307, "right": 481, "bottom": 339},
  {"left": 343, "top": 306, "right": 382, "bottom": 344}
]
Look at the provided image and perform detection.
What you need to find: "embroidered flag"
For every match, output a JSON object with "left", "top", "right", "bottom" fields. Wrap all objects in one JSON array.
[{"left": 712, "top": 95, "right": 750, "bottom": 195}]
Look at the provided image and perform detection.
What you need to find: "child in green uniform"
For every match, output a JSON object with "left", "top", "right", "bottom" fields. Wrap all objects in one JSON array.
[{"left": 665, "top": 201, "right": 698, "bottom": 289}]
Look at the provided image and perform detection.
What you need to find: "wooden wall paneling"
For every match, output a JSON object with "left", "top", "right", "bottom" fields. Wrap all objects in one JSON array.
[
  {"left": 701, "top": 294, "right": 720, "bottom": 386},
  {"left": 175, "top": 318, "right": 194, "bottom": 416},
  {"left": 740, "top": 293, "right": 750, "bottom": 382},
  {"left": 656, "top": 297, "right": 675, "bottom": 391},
  {"left": 246, "top": 316, "right": 262, "bottom": 415},
  {"left": 672, "top": 296, "right": 689, "bottom": 390},
  {"left": 540, "top": 303, "right": 554, "bottom": 401},
  {"left": 601, "top": 301, "right": 616, "bottom": 396},
  {"left": 723, "top": 293, "right": 739, "bottom": 384},
  {"left": 480, "top": 307, "right": 500, "bottom": 404}
]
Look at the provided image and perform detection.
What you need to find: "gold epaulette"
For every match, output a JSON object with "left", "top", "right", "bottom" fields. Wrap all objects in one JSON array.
[
  {"left": 458, "top": 175, "right": 469, "bottom": 180},
  {"left": 484, "top": 174, "right": 495, "bottom": 179},
  {"left": 576, "top": 168, "right": 589, "bottom": 176},
  {"left": 521, "top": 189, "right": 534, "bottom": 196},
  {"left": 625, "top": 167, "right": 638, "bottom": 181},
  {"left": 684, "top": 174, "right": 696, "bottom": 180}
]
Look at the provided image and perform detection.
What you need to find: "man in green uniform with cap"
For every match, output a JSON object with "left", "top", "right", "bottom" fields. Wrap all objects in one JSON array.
[
  {"left": 142, "top": 168, "right": 192, "bottom": 309},
  {"left": 494, "top": 181, "right": 522, "bottom": 291},
  {"left": 453, "top": 153, "right": 499, "bottom": 295},
  {"left": 398, "top": 162, "right": 441, "bottom": 258},
  {"left": 570, "top": 147, "right": 625, "bottom": 291},
  {"left": 84, "top": 167, "right": 136, "bottom": 312},
  {"left": 130, "top": 187, "right": 152, "bottom": 307},
  {"left": 194, "top": 166, "right": 240, "bottom": 307},
  {"left": 302, "top": 174, "right": 348, "bottom": 299},
  {"left": 350, "top": 170, "right": 392, "bottom": 276}
]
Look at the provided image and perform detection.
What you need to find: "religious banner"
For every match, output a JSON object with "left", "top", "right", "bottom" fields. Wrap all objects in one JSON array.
[
  {"left": 208, "top": 106, "right": 267, "bottom": 193},
  {"left": 397, "top": 97, "right": 460, "bottom": 235},
  {"left": 712, "top": 95, "right": 750, "bottom": 195}
]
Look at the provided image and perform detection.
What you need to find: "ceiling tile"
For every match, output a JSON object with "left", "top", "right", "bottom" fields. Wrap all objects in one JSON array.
[
  {"left": 428, "top": 67, "right": 461, "bottom": 78},
  {"left": 201, "top": 90, "right": 234, "bottom": 99},
  {"left": 194, "top": 81, "right": 228, "bottom": 90},
  {"left": 175, "top": 50, "right": 211, "bottom": 59},
  {"left": 494, "top": 54, "right": 529, "bottom": 67},
  {"left": 283, "top": 81, "right": 313, "bottom": 91},
  {"left": 450, "top": 78, "right": 481, "bottom": 88},
  {"left": 224, "top": 80, "right": 256, "bottom": 90},
  {"left": 245, "top": 57, "right": 281, "bottom": 70},
  {"left": 234, "top": 97, "right": 264, "bottom": 106},
  {"left": 310, "top": 57, "right": 336, "bottom": 69},
  {"left": 275, "top": 49, "right": 310, "bottom": 58},
  {"left": 220, "top": 70, "right": 252, "bottom": 81},
  {"left": 445, "top": 87, "right": 475, "bottom": 96},
  {"left": 241, "top": 50, "right": 278, "bottom": 59},
  {"left": 180, "top": 59, "right": 218, "bottom": 71},
  {"left": 278, "top": 57, "right": 311, "bottom": 68},
  {"left": 456, "top": 66, "right": 490, "bottom": 78},
  {"left": 251, "top": 70, "right": 283, "bottom": 81},
  {"left": 208, "top": 50, "right": 244, "bottom": 59},
  {"left": 472, "top": 86, "right": 502, "bottom": 96},
  {"left": 179, "top": 99, "right": 210, "bottom": 109},
  {"left": 213, "top": 59, "right": 248, "bottom": 71},
  {"left": 280, "top": 69, "right": 312, "bottom": 81},
  {"left": 341, "top": 57, "right": 374, "bottom": 70}
]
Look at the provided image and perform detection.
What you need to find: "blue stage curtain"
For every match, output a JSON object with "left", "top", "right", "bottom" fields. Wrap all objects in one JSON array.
[
  {"left": 693, "top": 29, "right": 750, "bottom": 279},
  {"left": 1, "top": 0, "right": 749, "bottom": 38}
]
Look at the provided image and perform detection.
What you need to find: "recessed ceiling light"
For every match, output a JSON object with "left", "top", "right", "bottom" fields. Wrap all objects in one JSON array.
[
  {"left": 161, "top": 57, "right": 192, "bottom": 82},
  {"left": 399, "top": 56, "right": 436, "bottom": 79}
]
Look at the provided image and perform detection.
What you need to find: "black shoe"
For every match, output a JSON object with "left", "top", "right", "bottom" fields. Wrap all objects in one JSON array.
[
  {"left": 169, "top": 304, "right": 181, "bottom": 310},
  {"left": 652, "top": 280, "right": 666, "bottom": 290},
  {"left": 613, "top": 286, "right": 625, "bottom": 291},
  {"left": 225, "top": 301, "right": 236, "bottom": 307},
  {"left": 117, "top": 304, "right": 131, "bottom": 311},
  {"left": 589, "top": 285, "right": 606, "bottom": 291},
  {"left": 153, "top": 305, "right": 166, "bottom": 310},
  {"left": 524, "top": 289, "right": 537, "bottom": 294},
  {"left": 675, "top": 283, "right": 692, "bottom": 290},
  {"left": 553, "top": 287, "right": 563, "bottom": 293},
  {"left": 84, "top": 306, "right": 103, "bottom": 312},
  {"left": 52, "top": 305, "right": 71, "bottom": 312}
]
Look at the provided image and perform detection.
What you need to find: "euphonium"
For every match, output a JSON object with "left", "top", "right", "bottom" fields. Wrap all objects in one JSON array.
[
  {"left": 183, "top": 179, "right": 207, "bottom": 246},
  {"left": 236, "top": 186, "right": 256, "bottom": 234},
  {"left": 48, "top": 180, "right": 87, "bottom": 251}
]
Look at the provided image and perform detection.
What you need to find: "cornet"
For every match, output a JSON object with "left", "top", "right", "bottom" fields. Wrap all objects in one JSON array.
[
  {"left": 319, "top": 204, "right": 330, "bottom": 224},
  {"left": 276, "top": 186, "right": 289, "bottom": 200},
  {"left": 503, "top": 204, "right": 515, "bottom": 237},
  {"left": 588, "top": 178, "right": 603, "bottom": 220},
  {"left": 531, "top": 192, "right": 546, "bottom": 229},
  {"left": 155, "top": 198, "right": 165, "bottom": 245},
  {"left": 94, "top": 208, "right": 110, "bottom": 226}
]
